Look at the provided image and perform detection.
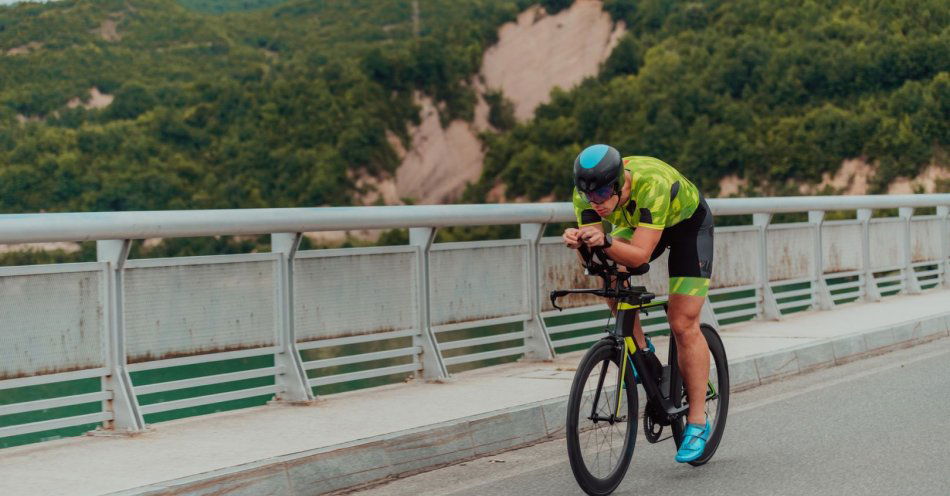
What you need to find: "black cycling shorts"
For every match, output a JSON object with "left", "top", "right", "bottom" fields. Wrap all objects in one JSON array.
[{"left": 647, "top": 196, "right": 714, "bottom": 296}]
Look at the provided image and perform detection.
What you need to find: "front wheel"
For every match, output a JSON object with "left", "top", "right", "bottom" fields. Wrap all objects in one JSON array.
[
  {"left": 671, "top": 323, "right": 730, "bottom": 466},
  {"left": 566, "top": 339, "right": 638, "bottom": 495}
]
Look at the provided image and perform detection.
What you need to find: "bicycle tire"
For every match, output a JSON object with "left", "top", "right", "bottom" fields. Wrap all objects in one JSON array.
[
  {"left": 670, "top": 323, "right": 730, "bottom": 466},
  {"left": 566, "top": 338, "right": 638, "bottom": 495}
]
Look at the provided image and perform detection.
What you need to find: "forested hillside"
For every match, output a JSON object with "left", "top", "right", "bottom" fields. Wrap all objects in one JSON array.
[
  {"left": 0, "top": 0, "right": 946, "bottom": 220},
  {"left": 0, "top": 0, "right": 536, "bottom": 212},
  {"left": 177, "top": 0, "right": 287, "bottom": 13},
  {"left": 469, "top": 0, "right": 948, "bottom": 201}
]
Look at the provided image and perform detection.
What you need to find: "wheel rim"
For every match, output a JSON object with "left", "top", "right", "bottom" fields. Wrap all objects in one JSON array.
[
  {"left": 576, "top": 356, "right": 631, "bottom": 480},
  {"left": 703, "top": 363, "right": 723, "bottom": 429}
]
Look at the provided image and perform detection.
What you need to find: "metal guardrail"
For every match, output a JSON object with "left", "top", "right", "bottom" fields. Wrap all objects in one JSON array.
[
  {"left": 0, "top": 194, "right": 949, "bottom": 243},
  {"left": 0, "top": 194, "right": 948, "bottom": 443}
]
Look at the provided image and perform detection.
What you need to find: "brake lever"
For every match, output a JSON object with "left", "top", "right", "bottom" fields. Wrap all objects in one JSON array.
[{"left": 549, "top": 290, "right": 566, "bottom": 311}]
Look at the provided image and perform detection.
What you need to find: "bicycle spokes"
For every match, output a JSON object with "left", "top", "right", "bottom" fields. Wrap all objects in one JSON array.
[{"left": 577, "top": 356, "right": 630, "bottom": 479}]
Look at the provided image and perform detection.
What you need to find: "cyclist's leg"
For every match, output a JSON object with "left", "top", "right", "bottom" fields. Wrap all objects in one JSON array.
[
  {"left": 666, "top": 198, "right": 714, "bottom": 427},
  {"left": 667, "top": 293, "right": 709, "bottom": 426}
]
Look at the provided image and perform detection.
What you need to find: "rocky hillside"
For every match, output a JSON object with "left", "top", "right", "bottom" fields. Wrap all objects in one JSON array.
[
  {"left": 0, "top": 0, "right": 529, "bottom": 212},
  {"left": 469, "top": 0, "right": 949, "bottom": 202},
  {"left": 378, "top": 0, "right": 626, "bottom": 205},
  {"left": 0, "top": 0, "right": 946, "bottom": 221}
]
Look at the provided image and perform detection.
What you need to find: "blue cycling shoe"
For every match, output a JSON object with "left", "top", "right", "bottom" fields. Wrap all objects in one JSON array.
[{"left": 675, "top": 420, "right": 710, "bottom": 463}]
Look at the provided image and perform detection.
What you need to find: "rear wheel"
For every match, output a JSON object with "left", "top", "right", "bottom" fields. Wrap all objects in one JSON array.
[
  {"left": 671, "top": 324, "right": 730, "bottom": 466},
  {"left": 566, "top": 339, "right": 638, "bottom": 495}
]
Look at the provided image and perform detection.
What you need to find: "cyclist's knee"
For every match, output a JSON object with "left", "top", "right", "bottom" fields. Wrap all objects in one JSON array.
[{"left": 668, "top": 312, "right": 700, "bottom": 335}]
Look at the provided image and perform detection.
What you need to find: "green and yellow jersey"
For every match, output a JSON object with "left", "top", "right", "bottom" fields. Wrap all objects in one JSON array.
[{"left": 572, "top": 156, "right": 701, "bottom": 240}]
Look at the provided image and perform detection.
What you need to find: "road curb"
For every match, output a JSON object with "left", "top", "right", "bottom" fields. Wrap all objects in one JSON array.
[
  {"left": 110, "top": 312, "right": 950, "bottom": 496},
  {"left": 735, "top": 311, "right": 950, "bottom": 390}
]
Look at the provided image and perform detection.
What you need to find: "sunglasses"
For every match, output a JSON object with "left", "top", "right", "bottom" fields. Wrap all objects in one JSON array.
[{"left": 584, "top": 184, "right": 615, "bottom": 204}]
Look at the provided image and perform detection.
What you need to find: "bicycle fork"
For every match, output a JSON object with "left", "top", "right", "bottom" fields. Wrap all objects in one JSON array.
[
  {"left": 589, "top": 336, "right": 645, "bottom": 425},
  {"left": 589, "top": 352, "right": 625, "bottom": 424},
  {"left": 588, "top": 308, "right": 718, "bottom": 425}
]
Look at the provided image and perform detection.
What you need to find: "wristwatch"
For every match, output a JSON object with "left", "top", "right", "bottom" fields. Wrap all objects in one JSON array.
[{"left": 602, "top": 233, "right": 613, "bottom": 248}]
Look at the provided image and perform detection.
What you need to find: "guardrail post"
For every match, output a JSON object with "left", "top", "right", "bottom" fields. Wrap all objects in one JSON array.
[
  {"left": 939, "top": 206, "right": 950, "bottom": 288},
  {"left": 898, "top": 208, "right": 922, "bottom": 294},
  {"left": 808, "top": 211, "right": 834, "bottom": 310},
  {"left": 857, "top": 209, "right": 882, "bottom": 302},
  {"left": 271, "top": 233, "right": 315, "bottom": 403},
  {"left": 410, "top": 227, "right": 448, "bottom": 380},
  {"left": 753, "top": 213, "right": 781, "bottom": 320},
  {"left": 96, "top": 240, "right": 145, "bottom": 433},
  {"left": 520, "top": 223, "right": 556, "bottom": 361}
]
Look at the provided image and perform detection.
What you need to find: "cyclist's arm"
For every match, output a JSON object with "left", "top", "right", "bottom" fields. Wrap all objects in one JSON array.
[
  {"left": 592, "top": 179, "right": 669, "bottom": 267},
  {"left": 602, "top": 227, "right": 660, "bottom": 268},
  {"left": 577, "top": 225, "right": 659, "bottom": 268}
]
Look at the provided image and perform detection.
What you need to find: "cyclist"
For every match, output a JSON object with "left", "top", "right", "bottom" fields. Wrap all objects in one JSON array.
[{"left": 562, "top": 144, "right": 715, "bottom": 464}]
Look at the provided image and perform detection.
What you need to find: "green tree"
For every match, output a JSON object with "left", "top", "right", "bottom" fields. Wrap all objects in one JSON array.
[{"left": 106, "top": 82, "right": 157, "bottom": 121}]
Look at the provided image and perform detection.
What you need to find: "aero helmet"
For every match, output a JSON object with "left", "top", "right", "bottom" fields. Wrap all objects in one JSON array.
[{"left": 573, "top": 144, "right": 624, "bottom": 204}]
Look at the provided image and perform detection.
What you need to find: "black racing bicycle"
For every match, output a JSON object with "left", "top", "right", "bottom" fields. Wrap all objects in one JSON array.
[{"left": 550, "top": 245, "right": 729, "bottom": 496}]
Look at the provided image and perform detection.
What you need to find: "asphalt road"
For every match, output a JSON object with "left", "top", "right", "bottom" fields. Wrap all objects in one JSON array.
[{"left": 348, "top": 337, "right": 950, "bottom": 496}]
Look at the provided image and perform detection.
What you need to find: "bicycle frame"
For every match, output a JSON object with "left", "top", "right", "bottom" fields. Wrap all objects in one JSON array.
[
  {"left": 551, "top": 245, "right": 693, "bottom": 423},
  {"left": 560, "top": 248, "right": 729, "bottom": 488},
  {"left": 615, "top": 302, "right": 691, "bottom": 421}
]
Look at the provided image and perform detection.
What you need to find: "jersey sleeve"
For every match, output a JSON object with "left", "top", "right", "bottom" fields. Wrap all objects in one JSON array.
[
  {"left": 633, "top": 178, "right": 671, "bottom": 230},
  {"left": 572, "top": 188, "right": 601, "bottom": 227},
  {"left": 610, "top": 226, "right": 634, "bottom": 240}
]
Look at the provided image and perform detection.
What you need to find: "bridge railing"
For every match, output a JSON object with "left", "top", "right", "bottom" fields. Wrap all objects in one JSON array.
[{"left": 0, "top": 194, "right": 948, "bottom": 444}]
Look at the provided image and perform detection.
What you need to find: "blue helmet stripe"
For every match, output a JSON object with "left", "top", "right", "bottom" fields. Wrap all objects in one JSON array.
[{"left": 579, "top": 144, "right": 609, "bottom": 169}]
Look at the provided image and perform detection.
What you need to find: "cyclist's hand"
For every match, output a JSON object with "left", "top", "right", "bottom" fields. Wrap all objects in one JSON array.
[
  {"left": 581, "top": 228, "right": 607, "bottom": 248},
  {"left": 563, "top": 228, "right": 582, "bottom": 249}
]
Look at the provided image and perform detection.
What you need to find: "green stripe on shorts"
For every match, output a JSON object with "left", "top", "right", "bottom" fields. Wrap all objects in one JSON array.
[{"left": 669, "top": 277, "right": 710, "bottom": 297}]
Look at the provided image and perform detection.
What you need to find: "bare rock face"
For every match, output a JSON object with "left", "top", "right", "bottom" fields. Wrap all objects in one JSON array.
[
  {"left": 718, "top": 175, "right": 749, "bottom": 197},
  {"left": 480, "top": 0, "right": 625, "bottom": 121},
  {"left": 886, "top": 163, "right": 949, "bottom": 194},
  {"left": 797, "top": 159, "right": 877, "bottom": 195},
  {"left": 392, "top": 95, "right": 486, "bottom": 204},
  {"left": 797, "top": 159, "right": 949, "bottom": 195},
  {"left": 67, "top": 87, "right": 114, "bottom": 110},
  {"left": 5, "top": 41, "right": 43, "bottom": 56},
  {"left": 731, "top": 159, "right": 949, "bottom": 197},
  {"left": 93, "top": 14, "right": 124, "bottom": 42},
  {"left": 387, "top": 0, "right": 624, "bottom": 205}
]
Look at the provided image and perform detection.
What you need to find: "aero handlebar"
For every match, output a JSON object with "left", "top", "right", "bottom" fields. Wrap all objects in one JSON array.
[{"left": 550, "top": 244, "right": 654, "bottom": 311}]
